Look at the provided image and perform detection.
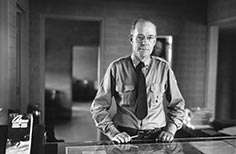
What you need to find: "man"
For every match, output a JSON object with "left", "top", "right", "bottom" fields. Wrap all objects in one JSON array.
[{"left": 90, "top": 17, "right": 185, "bottom": 144}]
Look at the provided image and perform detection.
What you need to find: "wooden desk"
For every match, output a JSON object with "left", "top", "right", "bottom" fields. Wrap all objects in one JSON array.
[{"left": 45, "top": 136, "right": 236, "bottom": 154}]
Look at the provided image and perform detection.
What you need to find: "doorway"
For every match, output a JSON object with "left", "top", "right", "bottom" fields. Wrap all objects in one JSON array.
[
  {"left": 72, "top": 46, "right": 98, "bottom": 102},
  {"left": 206, "top": 20, "right": 236, "bottom": 123},
  {"left": 215, "top": 22, "right": 236, "bottom": 121},
  {"left": 44, "top": 16, "right": 102, "bottom": 142}
]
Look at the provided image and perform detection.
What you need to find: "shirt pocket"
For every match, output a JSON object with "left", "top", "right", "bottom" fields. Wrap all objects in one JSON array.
[
  {"left": 116, "top": 84, "right": 136, "bottom": 106},
  {"left": 150, "top": 83, "right": 165, "bottom": 108}
]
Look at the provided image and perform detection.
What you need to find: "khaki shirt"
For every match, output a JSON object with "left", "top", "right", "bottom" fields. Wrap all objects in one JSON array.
[{"left": 90, "top": 55, "right": 185, "bottom": 139}]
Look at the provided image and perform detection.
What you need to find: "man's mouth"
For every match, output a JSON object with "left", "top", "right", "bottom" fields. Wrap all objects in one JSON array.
[
  {"left": 139, "top": 48, "right": 149, "bottom": 50},
  {"left": 139, "top": 45, "right": 150, "bottom": 50}
]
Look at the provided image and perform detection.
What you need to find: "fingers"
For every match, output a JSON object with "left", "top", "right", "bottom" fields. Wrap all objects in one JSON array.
[
  {"left": 157, "top": 131, "right": 174, "bottom": 142},
  {"left": 112, "top": 132, "right": 131, "bottom": 144}
]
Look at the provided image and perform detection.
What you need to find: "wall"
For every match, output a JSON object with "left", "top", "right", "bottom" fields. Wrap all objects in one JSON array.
[
  {"left": 208, "top": 0, "right": 236, "bottom": 24},
  {"left": 29, "top": 0, "right": 208, "bottom": 113},
  {"left": 0, "top": 0, "right": 9, "bottom": 109},
  {"left": 72, "top": 46, "right": 98, "bottom": 81},
  {"left": 0, "top": 0, "right": 29, "bottom": 112}
]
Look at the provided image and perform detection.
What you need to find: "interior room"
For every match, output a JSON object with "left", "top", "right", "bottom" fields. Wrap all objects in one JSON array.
[{"left": 0, "top": 0, "right": 236, "bottom": 154}]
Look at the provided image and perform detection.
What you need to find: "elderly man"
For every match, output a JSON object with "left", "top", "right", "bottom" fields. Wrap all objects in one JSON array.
[{"left": 90, "top": 17, "right": 185, "bottom": 144}]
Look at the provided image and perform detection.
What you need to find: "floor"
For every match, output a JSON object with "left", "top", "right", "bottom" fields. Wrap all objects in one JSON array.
[{"left": 54, "top": 102, "right": 98, "bottom": 142}]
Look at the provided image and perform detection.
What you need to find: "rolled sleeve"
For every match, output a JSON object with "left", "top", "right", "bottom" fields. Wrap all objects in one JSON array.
[
  {"left": 165, "top": 68, "right": 185, "bottom": 131},
  {"left": 90, "top": 63, "right": 120, "bottom": 139}
]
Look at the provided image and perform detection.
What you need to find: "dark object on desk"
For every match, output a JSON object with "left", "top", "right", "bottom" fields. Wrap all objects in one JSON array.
[
  {"left": 175, "top": 125, "right": 233, "bottom": 139},
  {"left": 44, "top": 142, "right": 58, "bottom": 154},
  {"left": 117, "top": 125, "right": 162, "bottom": 140},
  {"left": 0, "top": 125, "right": 8, "bottom": 154},
  {"left": 211, "top": 119, "right": 236, "bottom": 130},
  {"left": 31, "top": 125, "right": 44, "bottom": 154}
]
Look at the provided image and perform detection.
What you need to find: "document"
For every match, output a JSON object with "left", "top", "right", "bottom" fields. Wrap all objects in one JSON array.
[{"left": 219, "top": 126, "right": 236, "bottom": 136}]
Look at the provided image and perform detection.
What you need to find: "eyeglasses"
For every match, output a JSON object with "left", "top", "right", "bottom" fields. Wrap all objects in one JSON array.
[{"left": 135, "top": 34, "right": 156, "bottom": 42}]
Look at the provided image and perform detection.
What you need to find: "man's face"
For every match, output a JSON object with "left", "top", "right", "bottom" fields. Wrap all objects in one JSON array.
[{"left": 130, "top": 21, "right": 157, "bottom": 60}]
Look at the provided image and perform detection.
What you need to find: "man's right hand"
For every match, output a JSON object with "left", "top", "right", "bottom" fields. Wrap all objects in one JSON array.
[{"left": 111, "top": 132, "right": 131, "bottom": 144}]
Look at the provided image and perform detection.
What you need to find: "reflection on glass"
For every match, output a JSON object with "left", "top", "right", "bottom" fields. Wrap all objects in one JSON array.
[
  {"left": 108, "top": 142, "right": 183, "bottom": 154},
  {"left": 66, "top": 142, "right": 185, "bottom": 154}
]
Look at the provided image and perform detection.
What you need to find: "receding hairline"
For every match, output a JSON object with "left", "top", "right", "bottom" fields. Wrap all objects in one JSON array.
[{"left": 130, "top": 17, "right": 157, "bottom": 35}]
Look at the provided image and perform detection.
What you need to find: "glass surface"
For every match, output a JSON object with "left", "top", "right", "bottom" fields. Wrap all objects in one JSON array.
[{"left": 64, "top": 139, "right": 236, "bottom": 154}]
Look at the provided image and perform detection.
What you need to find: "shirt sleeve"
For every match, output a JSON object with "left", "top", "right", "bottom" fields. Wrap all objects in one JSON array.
[
  {"left": 90, "top": 63, "right": 120, "bottom": 139},
  {"left": 165, "top": 67, "right": 185, "bottom": 132}
]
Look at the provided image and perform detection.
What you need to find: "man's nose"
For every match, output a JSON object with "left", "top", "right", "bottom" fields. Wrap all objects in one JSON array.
[{"left": 141, "top": 38, "right": 148, "bottom": 44}]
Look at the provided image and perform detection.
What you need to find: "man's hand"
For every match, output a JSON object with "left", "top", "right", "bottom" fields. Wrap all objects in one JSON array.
[
  {"left": 111, "top": 132, "right": 131, "bottom": 144},
  {"left": 157, "top": 131, "right": 174, "bottom": 142}
]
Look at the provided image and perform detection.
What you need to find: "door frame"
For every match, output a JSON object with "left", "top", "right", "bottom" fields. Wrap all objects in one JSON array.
[
  {"left": 205, "top": 16, "right": 236, "bottom": 120},
  {"left": 40, "top": 14, "right": 104, "bottom": 123}
]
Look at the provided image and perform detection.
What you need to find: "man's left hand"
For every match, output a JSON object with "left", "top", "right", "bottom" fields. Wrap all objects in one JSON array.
[{"left": 157, "top": 131, "right": 174, "bottom": 142}]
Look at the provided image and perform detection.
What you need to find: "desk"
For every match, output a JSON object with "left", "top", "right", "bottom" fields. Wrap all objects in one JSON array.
[{"left": 46, "top": 136, "right": 236, "bottom": 154}]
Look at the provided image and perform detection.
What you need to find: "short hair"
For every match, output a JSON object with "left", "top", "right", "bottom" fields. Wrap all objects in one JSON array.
[{"left": 130, "top": 17, "right": 157, "bottom": 36}]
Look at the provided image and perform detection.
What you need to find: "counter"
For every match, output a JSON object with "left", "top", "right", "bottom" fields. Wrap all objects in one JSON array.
[{"left": 45, "top": 136, "right": 236, "bottom": 154}]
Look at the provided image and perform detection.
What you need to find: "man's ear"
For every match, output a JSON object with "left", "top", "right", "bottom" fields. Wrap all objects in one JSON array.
[{"left": 129, "top": 35, "right": 133, "bottom": 44}]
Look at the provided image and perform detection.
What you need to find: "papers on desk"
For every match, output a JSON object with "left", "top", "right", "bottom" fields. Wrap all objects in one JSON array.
[
  {"left": 184, "top": 108, "right": 213, "bottom": 130},
  {"left": 189, "top": 124, "right": 213, "bottom": 130},
  {"left": 190, "top": 140, "right": 236, "bottom": 154},
  {"left": 219, "top": 126, "right": 236, "bottom": 136}
]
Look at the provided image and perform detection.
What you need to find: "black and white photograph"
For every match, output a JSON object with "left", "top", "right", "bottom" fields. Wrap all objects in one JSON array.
[{"left": 0, "top": 0, "right": 236, "bottom": 154}]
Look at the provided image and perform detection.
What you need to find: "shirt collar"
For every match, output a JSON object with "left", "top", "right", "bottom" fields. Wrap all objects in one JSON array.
[{"left": 131, "top": 54, "right": 151, "bottom": 68}]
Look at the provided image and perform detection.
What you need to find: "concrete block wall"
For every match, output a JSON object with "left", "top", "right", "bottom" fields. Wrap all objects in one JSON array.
[{"left": 208, "top": 0, "right": 236, "bottom": 24}]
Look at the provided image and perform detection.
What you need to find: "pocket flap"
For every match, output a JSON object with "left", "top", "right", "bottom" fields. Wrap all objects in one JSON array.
[
  {"left": 123, "top": 85, "right": 135, "bottom": 92},
  {"left": 116, "top": 84, "right": 135, "bottom": 92},
  {"left": 150, "top": 83, "right": 165, "bottom": 93}
]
